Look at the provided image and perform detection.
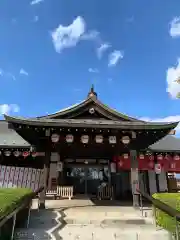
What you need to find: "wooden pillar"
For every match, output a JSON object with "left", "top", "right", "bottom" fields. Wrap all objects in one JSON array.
[
  {"left": 130, "top": 150, "right": 139, "bottom": 207},
  {"left": 154, "top": 155, "right": 160, "bottom": 192},
  {"left": 39, "top": 129, "right": 51, "bottom": 209}
]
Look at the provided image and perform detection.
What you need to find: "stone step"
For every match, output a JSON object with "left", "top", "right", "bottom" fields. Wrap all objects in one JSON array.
[
  {"left": 14, "top": 226, "right": 171, "bottom": 240},
  {"left": 14, "top": 228, "right": 51, "bottom": 240},
  {"left": 63, "top": 217, "right": 153, "bottom": 225}
]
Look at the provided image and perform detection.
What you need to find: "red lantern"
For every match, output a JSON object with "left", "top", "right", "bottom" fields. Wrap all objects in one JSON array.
[
  {"left": 31, "top": 152, "right": 37, "bottom": 158},
  {"left": 113, "top": 156, "right": 117, "bottom": 162},
  {"left": 118, "top": 161, "right": 123, "bottom": 167},
  {"left": 148, "top": 161, "right": 154, "bottom": 169},
  {"left": 174, "top": 155, "right": 180, "bottom": 161},
  {"left": 139, "top": 154, "right": 145, "bottom": 160},
  {"left": 22, "top": 151, "right": 29, "bottom": 158},
  {"left": 123, "top": 153, "right": 129, "bottom": 159},
  {"left": 148, "top": 154, "right": 154, "bottom": 161},
  {"left": 157, "top": 154, "right": 163, "bottom": 161}
]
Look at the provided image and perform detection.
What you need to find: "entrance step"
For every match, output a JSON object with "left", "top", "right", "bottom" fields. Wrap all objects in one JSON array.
[{"left": 14, "top": 204, "right": 171, "bottom": 240}]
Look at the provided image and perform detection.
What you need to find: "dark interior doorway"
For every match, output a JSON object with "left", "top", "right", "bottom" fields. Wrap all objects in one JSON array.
[{"left": 64, "top": 164, "right": 110, "bottom": 195}]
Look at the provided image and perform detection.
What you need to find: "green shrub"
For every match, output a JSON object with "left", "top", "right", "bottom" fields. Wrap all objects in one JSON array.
[
  {"left": 0, "top": 188, "right": 32, "bottom": 219},
  {"left": 152, "top": 193, "right": 180, "bottom": 233}
]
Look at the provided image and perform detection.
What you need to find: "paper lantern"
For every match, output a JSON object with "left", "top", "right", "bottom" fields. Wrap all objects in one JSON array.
[
  {"left": 95, "top": 135, "right": 103, "bottom": 143},
  {"left": 66, "top": 134, "right": 74, "bottom": 143},
  {"left": 14, "top": 151, "right": 21, "bottom": 157},
  {"left": 121, "top": 136, "right": 130, "bottom": 144},
  {"left": 81, "top": 135, "right": 89, "bottom": 144},
  {"left": 4, "top": 151, "right": 11, "bottom": 157},
  {"left": 51, "top": 134, "right": 60, "bottom": 143},
  {"left": 109, "top": 136, "right": 116, "bottom": 144}
]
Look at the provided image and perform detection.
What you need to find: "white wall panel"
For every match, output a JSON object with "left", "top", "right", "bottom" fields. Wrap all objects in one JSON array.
[
  {"left": 148, "top": 170, "right": 157, "bottom": 194},
  {"left": 158, "top": 171, "right": 168, "bottom": 192}
]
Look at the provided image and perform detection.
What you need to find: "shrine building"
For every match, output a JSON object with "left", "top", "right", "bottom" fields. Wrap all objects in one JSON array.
[{"left": 0, "top": 86, "right": 180, "bottom": 207}]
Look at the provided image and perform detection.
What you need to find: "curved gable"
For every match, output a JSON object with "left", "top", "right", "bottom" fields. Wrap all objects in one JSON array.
[{"left": 37, "top": 91, "right": 143, "bottom": 122}]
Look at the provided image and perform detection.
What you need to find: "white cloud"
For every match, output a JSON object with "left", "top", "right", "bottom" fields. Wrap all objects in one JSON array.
[
  {"left": 88, "top": 68, "right": 99, "bottom": 73},
  {"left": 30, "top": 0, "right": 44, "bottom": 5},
  {"left": 81, "top": 30, "right": 99, "bottom": 40},
  {"left": 51, "top": 16, "right": 98, "bottom": 53},
  {"left": 108, "top": 50, "right": 124, "bottom": 67},
  {"left": 51, "top": 16, "right": 85, "bottom": 53},
  {"left": 166, "top": 58, "right": 180, "bottom": 99},
  {"left": 33, "top": 16, "right": 39, "bottom": 22},
  {"left": 140, "top": 115, "right": 180, "bottom": 134},
  {"left": 7, "top": 73, "right": 16, "bottom": 81},
  {"left": 0, "top": 104, "right": 20, "bottom": 115},
  {"left": 97, "top": 43, "right": 110, "bottom": 59},
  {"left": 169, "top": 17, "right": 180, "bottom": 37},
  {"left": 20, "top": 68, "right": 28, "bottom": 76},
  {"left": 0, "top": 69, "right": 16, "bottom": 80}
]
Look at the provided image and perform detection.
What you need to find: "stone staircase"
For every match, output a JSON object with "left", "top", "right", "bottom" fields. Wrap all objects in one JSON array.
[{"left": 14, "top": 200, "right": 172, "bottom": 240}]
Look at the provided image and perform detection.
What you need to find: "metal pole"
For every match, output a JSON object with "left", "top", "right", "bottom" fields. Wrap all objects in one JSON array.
[
  {"left": 175, "top": 218, "right": 180, "bottom": 240},
  {"left": 26, "top": 203, "right": 31, "bottom": 228},
  {"left": 140, "top": 193, "right": 143, "bottom": 217},
  {"left": 11, "top": 213, "right": 16, "bottom": 240}
]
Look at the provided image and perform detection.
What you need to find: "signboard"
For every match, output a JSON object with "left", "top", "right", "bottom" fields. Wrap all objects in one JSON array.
[
  {"left": 110, "top": 162, "right": 116, "bottom": 173},
  {"left": 57, "top": 162, "right": 63, "bottom": 172},
  {"left": 155, "top": 163, "right": 161, "bottom": 174},
  {"left": 131, "top": 169, "right": 139, "bottom": 194}
]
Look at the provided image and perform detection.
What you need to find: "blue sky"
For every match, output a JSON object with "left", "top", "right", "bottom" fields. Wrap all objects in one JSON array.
[{"left": 1, "top": 0, "right": 180, "bottom": 134}]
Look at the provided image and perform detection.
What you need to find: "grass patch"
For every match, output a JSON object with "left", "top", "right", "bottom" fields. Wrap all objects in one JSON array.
[
  {"left": 0, "top": 188, "right": 32, "bottom": 219},
  {"left": 152, "top": 193, "right": 180, "bottom": 234}
]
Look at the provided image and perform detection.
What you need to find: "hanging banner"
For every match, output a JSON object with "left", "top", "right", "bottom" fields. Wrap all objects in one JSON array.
[
  {"left": 117, "top": 155, "right": 131, "bottom": 170},
  {"left": 173, "top": 155, "right": 180, "bottom": 161},
  {"left": 168, "top": 156, "right": 180, "bottom": 172},
  {"left": 148, "top": 154, "right": 154, "bottom": 161},
  {"left": 148, "top": 161, "right": 154, "bottom": 170},
  {"left": 157, "top": 154, "right": 163, "bottom": 161},
  {"left": 138, "top": 155, "right": 155, "bottom": 170},
  {"left": 138, "top": 156, "right": 149, "bottom": 170}
]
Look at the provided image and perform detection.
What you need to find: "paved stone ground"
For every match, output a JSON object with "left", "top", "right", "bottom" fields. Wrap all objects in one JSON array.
[{"left": 14, "top": 199, "right": 172, "bottom": 240}]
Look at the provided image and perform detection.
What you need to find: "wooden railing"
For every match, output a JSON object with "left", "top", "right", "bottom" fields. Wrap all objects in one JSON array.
[
  {"left": 57, "top": 186, "right": 73, "bottom": 200},
  {"left": 97, "top": 185, "right": 113, "bottom": 200},
  {"left": 138, "top": 189, "right": 180, "bottom": 240},
  {"left": 46, "top": 186, "right": 74, "bottom": 200},
  {"left": 0, "top": 186, "right": 44, "bottom": 240}
]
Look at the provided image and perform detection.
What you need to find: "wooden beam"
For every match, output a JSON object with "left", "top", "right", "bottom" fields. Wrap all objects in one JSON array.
[{"left": 168, "top": 130, "right": 176, "bottom": 135}]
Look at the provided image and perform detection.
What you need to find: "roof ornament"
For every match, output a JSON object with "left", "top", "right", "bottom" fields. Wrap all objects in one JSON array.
[{"left": 87, "top": 84, "right": 97, "bottom": 99}]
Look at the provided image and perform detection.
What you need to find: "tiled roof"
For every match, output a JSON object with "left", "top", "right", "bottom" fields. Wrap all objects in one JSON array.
[
  {"left": 0, "top": 121, "right": 30, "bottom": 147},
  {"left": 149, "top": 135, "right": 180, "bottom": 152},
  {"left": 4, "top": 115, "right": 179, "bottom": 130}
]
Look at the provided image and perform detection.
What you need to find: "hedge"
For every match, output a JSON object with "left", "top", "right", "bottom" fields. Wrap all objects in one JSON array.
[
  {"left": 152, "top": 193, "right": 180, "bottom": 234},
  {"left": 0, "top": 188, "right": 32, "bottom": 220}
]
